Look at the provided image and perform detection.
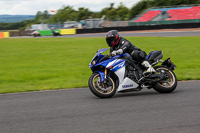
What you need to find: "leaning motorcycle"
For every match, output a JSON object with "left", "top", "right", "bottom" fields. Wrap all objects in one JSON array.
[{"left": 88, "top": 48, "right": 177, "bottom": 98}]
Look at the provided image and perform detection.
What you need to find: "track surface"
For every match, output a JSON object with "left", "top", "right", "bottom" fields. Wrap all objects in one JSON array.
[
  {"left": 11, "top": 30, "right": 200, "bottom": 38},
  {"left": 0, "top": 80, "right": 200, "bottom": 133}
]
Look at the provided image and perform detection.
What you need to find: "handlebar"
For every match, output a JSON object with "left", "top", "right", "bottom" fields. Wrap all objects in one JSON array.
[
  {"left": 107, "top": 53, "right": 117, "bottom": 57},
  {"left": 107, "top": 53, "right": 112, "bottom": 57}
]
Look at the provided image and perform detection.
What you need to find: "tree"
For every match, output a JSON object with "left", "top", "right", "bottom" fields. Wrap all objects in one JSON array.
[
  {"left": 35, "top": 11, "right": 43, "bottom": 20},
  {"left": 98, "top": 3, "right": 118, "bottom": 21},
  {"left": 77, "top": 8, "right": 93, "bottom": 21},
  {"left": 49, "top": 6, "right": 77, "bottom": 23},
  {"left": 109, "top": 3, "right": 115, "bottom": 10},
  {"left": 107, "top": 8, "right": 118, "bottom": 21},
  {"left": 117, "top": 2, "right": 130, "bottom": 21},
  {"left": 43, "top": 10, "right": 51, "bottom": 19},
  {"left": 129, "top": 0, "right": 149, "bottom": 19},
  {"left": 34, "top": 10, "right": 51, "bottom": 23}
]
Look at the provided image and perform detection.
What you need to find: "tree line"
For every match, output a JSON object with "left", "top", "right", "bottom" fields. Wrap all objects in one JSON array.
[{"left": 1, "top": 0, "right": 200, "bottom": 30}]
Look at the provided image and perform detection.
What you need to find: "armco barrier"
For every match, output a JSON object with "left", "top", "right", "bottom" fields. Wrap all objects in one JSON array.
[
  {"left": 4, "top": 32, "right": 9, "bottom": 38},
  {"left": 0, "top": 32, "right": 4, "bottom": 38},
  {"left": 60, "top": 29, "right": 76, "bottom": 35},
  {"left": 9, "top": 30, "right": 31, "bottom": 37},
  {"left": 0, "top": 32, "right": 9, "bottom": 38}
]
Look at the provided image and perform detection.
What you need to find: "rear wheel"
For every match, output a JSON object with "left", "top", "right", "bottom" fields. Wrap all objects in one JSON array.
[
  {"left": 88, "top": 73, "right": 117, "bottom": 98},
  {"left": 153, "top": 66, "right": 177, "bottom": 93}
]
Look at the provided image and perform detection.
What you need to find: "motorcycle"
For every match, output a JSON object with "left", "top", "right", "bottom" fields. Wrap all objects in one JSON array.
[
  {"left": 52, "top": 30, "right": 61, "bottom": 36},
  {"left": 88, "top": 48, "right": 177, "bottom": 98}
]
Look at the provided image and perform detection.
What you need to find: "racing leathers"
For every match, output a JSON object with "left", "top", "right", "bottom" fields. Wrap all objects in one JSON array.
[{"left": 110, "top": 37, "right": 156, "bottom": 73}]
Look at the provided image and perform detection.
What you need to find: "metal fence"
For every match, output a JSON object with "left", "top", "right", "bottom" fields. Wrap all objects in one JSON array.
[{"left": 102, "top": 21, "right": 129, "bottom": 27}]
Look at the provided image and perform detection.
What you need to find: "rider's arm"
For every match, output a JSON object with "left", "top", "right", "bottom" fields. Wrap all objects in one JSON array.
[
  {"left": 117, "top": 41, "right": 131, "bottom": 54},
  {"left": 110, "top": 47, "right": 114, "bottom": 53},
  {"left": 110, "top": 47, "right": 118, "bottom": 56}
]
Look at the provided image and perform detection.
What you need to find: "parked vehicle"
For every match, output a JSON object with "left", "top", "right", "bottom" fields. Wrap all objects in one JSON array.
[
  {"left": 31, "top": 30, "right": 41, "bottom": 37},
  {"left": 52, "top": 30, "right": 61, "bottom": 36}
]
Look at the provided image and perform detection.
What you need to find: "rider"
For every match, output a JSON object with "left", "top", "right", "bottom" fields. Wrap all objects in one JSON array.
[{"left": 105, "top": 30, "right": 156, "bottom": 73}]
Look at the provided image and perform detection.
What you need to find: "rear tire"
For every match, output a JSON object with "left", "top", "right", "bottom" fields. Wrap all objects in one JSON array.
[
  {"left": 153, "top": 66, "right": 177, "bottom": 93},
  {"left": 88, "top": 73, "right": 117, "bottom": 98}
]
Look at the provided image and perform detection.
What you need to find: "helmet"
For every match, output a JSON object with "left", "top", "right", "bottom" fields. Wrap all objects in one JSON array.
[{"left": 105, "top": 30, "right": 120, "bottom": 47}]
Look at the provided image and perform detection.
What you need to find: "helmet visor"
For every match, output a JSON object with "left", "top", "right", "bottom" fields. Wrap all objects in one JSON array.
[{"left": 106, "top": 37, "right": 114, "bottom": 47}]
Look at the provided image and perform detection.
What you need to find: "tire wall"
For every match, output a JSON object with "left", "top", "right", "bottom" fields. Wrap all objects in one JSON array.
[{"left": 0, "top": 32, "right": 9, "bottom": 38}]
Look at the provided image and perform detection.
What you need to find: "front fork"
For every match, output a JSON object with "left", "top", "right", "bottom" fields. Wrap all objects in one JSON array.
[
  {"left": 93, "top": 68, "right": 108, "bottom": 83},
  {"left": 103, "top": 68, "right": 108, "bottom": 84},
  {"left": 104, "top": 68, "right": 107, "bottom": 79},
  {"left": 94, "top": 68, "right": 114, "bottom": 87}
]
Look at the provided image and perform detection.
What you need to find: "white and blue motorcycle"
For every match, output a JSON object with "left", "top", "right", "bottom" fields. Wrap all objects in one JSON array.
[{"left": 88, "top": 48, "right": 177, "bottom": 98}]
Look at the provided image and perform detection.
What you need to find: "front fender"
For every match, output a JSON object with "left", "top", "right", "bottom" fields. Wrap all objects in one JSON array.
[
  {"left": 93, "top": 71, "right": 105, "bottom": 82},
  {"left": 93, "top": 60, "right": 126, "bottom": 83}
]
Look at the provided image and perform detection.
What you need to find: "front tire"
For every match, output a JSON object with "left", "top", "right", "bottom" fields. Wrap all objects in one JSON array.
[
  {"left": 88, "top": 73, "right": 117, "bottom": 98},
  {"left": 153, "top": 66, "right": 177, "bottom": 93}
]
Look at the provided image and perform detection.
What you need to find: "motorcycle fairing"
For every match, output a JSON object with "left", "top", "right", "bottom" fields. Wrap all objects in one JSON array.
[
  {"left": 89, "top": 48, "right": 108, "bottom": 68},
  {"left": 94, "top": 58, "right": 125, "bottom": 82},
  {"left": 95, "top": 58, "right": 116, "bottom": 68},
  {"left": 93, "top": 71, "right": 105, "bottom": 82},
  {"left": 117, "top": 77, "right": 139, "bottom": 91},
  {"left": 106, "top": 59, "right": 126, "bottom": 72}
]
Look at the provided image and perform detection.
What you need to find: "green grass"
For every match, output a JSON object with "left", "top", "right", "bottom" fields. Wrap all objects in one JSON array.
[{"left": 0, "top": 37, "right": 199, "bottom": 93}]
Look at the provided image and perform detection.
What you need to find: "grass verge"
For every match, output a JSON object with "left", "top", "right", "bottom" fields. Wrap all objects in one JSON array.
[{"left": 0, "top": 37, "right": 199, "bottom": 93}]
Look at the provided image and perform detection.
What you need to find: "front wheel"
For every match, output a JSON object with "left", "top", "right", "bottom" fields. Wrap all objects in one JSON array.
[
  {"left": 88, "top": 73, "right": 117, "bottom": 98},
  {"left": 153, "top": 66, "right": 177, "bottom": 93}
]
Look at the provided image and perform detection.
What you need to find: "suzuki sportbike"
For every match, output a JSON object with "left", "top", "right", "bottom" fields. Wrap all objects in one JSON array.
[{"left": 88, "top": 48, "right": 177, "bottom": 98}]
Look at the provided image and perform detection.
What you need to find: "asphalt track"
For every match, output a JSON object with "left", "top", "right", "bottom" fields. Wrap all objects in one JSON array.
[
  {"left": 11, "top": 30, "right": 200, "bottom": 38},
  {"left": 0, "top": 80, "right": 200, "bottom": 133}
]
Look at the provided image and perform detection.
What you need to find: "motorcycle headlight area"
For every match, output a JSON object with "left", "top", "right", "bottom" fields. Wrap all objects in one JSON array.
[{"left": 92, "top": 61, "right": 96, "bottom": 65}]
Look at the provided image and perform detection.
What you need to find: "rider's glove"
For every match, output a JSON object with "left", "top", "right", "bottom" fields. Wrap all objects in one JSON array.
[
  {"left": 111, "top": 51, "right": 117, "bottom": 56},
  {"left": 111, "top": 49, "right": 123, "bottom": 56},
  {"left": 117, "top": 49, "right": 123, "bottom": 54}
]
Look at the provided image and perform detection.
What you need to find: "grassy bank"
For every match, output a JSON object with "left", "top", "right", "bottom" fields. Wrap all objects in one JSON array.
[{"left": 0, "top": 37, "right": 199, "bottom": 93}]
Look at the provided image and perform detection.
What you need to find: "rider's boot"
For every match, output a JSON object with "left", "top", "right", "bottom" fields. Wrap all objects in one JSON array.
[
  {"left": 141, "top": 61, "right": 156, "bottom": 75},
  {"left": 138, "top": 61, "right": 156, "bottom": 83}
]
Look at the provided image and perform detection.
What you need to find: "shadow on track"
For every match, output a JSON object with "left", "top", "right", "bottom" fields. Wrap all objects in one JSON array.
[{"left": 88, "top": 88, "right": 183, "bottom": 99}]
